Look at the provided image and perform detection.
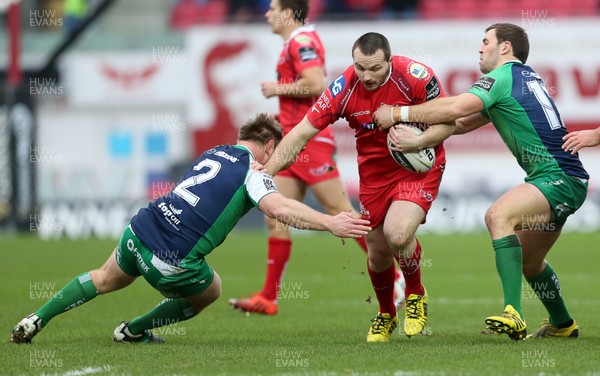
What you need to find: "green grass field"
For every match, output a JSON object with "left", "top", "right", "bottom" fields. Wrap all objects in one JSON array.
[{"left": 2, "top": 231, "right": 600, "bottom": 375}]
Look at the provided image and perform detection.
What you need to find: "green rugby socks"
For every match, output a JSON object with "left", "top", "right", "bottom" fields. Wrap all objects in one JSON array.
[
  {"left": 127, "top": 298, "right": 197, "bottom": 335},
  {"left": 492, "top": 235, "right": 523, "bottom": 315},
  {"left": 35, "top": 272, "right": 99, "bottom": 327},
  {"left": 526, "top": 262, "right": 572, "bottom": 327}
]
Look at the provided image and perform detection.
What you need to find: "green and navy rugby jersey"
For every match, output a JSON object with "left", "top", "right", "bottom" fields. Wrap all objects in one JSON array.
[
  {"left": 468, "top": 61, "right": 588, "bottom": 181},
  {"left": 131, "top": 144, "right": 277, "bottom": 270}
]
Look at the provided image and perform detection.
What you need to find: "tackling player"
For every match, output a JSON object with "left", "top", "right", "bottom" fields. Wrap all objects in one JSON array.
[
  {"left": 229, "top": 0, "right": 404, "bottom": 316},
  {"left": 10, "top": 113, "right": 371, "bottom": 344},
  {"left": 262, "top": 32, "right": 455, "bottom": 342},
  {"left": 374, "top": 23, "right": 588, "bottom": 340}
]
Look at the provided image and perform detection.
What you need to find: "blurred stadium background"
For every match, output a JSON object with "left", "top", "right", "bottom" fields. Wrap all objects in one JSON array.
[{"left": 0, "top": 0, "right": 599, "bottom": 239}]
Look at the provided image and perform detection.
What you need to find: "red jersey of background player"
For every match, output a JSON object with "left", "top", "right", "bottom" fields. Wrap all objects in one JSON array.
[
  {"left": 307, "top": 56, "right": 446, "bottom": 188},
  {"left": 277, "top": 25, "right": 333, "bottom": 140}
]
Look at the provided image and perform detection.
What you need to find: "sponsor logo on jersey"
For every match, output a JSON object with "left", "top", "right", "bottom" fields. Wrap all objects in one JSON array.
[
  {"left": 294, "top": 34, "right": 312, "bottom": 45},
  {"left": 425, "top": 76, "right": 441, "bottom": 100},
  {"left": 396, "top": 77, "right": 410, "bottom": 92},
  {"left": 350, "top": 110, "right": 370, "bottom": 117},
  {"left": 312, "top": 93, "right": 331, "bottom": 114},
  {"left": 329, "top": 74, "right": 346, "bottom": 98},
  {"left": 472, "top": 76, "right": 496, "bottom": 92},
  {"left": 263, "top": 177, "right": 276, "bottom": 192},
  {"left": 158, "top": 201, "right": 182, "bottom": 228},
  {"left": 408, "top": 62, "right": 429, "bottom": 80},
  {"left": 169, "top": 204, "right": 183, "bottom": 215},
  {"left": 521, "top": 70, "right": 542, "bottom": 80},
  {"left": 361, "top": 122, "right": 376, "bottom": 130},
  {"left": 298, "top": 46, "right": 318, "bottom": 62},
  {"left": 213, "top": 151, "right": 239, "bottom": 163}
]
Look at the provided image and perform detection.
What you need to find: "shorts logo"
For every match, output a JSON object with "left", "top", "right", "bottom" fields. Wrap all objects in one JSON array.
[
  {"left": 408, "top": 62, "right": 429, "bottom": 80},
  {"left": 359, "top": 202, "right": 370, "bottom": 219},
  {"left": 425, "top": 76, "right": 441, "bottom": 100},
  {"left": 472, "top": 76, "right": 496, "bottom": 92},
  {"left": 420, "top": 190, "right": 433, "bottom": 202},
  {"left": 329, "top": 75, "right": 346, "bottom": 98},
  {"left": 309, "top": 163, "right": 333, "bottom": 176},
  {"left": 555, "top": 203, "right": 571, "bottom": 216}
]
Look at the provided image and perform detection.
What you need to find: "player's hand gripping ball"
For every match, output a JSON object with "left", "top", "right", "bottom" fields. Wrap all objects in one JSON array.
[{"left": 387, "top": 125, "right": 435, "bottom": 173}]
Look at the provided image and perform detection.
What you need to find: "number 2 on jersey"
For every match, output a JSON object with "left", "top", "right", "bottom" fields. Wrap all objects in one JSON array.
[{"left": 173, "top": 159, "right": 221, "bottom": 206}]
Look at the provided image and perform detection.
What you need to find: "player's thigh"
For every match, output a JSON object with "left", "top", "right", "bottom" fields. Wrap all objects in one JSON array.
[
  {"left": 485, "top": 183, "right": 552, "bottom": 238},
  {"left": 517, "top": 229, "right": 561, "bottom": 277},
  {"left": 185, "top": 271, "right": 222, "bottom": 313},
  {"left": 91, "top": 249, "right": 137, "bottom": 294},
  {"left": 310, "top": 177, "right": 356, "bottom": 215},
  {"left": 383, "top": 200, "right": 425, "bottom": 251}
]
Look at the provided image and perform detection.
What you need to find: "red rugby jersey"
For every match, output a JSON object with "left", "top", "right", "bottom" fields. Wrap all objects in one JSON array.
[
  {"left": 277, "top": 25, "right": 333, "bottom": 141},
  {"left": 307, "top": 56, "right": 447, "bottom": 188}
]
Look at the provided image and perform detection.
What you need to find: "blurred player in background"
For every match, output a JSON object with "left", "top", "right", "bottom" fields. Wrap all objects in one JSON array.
[
  {"left": 229, "top": 0, "right": 404, "bottom": 316},
  {"left": 562, "top": 126, "right": 600, "bottom": 154},
  {"left": 375, "top": 23, "right": 588, "bottom": 340},
  {"left": 262, "top": 32, "right": 455, "bottom": 342},
  {"left": 11, "top": 113, "right": 371, "bottom": 344}
]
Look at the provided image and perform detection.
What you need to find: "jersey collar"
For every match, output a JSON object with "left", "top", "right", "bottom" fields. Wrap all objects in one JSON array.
[
  {"left": 504, "top": 59, "right": 523, "bottom": 66},
  {"left": 234, "top": 144, "right": 255, "bottom": 160},
  {"left": 287, "top": 24, "right": 316, "bottom": 43},
  {"left": 377, "top": 61, "right": 393, "bottom": 88}
]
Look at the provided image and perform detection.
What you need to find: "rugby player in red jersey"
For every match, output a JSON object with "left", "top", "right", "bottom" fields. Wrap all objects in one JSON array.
[
  {"left": 229, "top": 1, "right": 405, "bottom": 316},
  {"left": 263, "top": 32, "right": 455, "bottom": 341}
]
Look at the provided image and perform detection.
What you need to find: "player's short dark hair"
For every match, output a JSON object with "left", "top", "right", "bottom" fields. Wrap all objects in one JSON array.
[
  {"left": 238, "top": 113, "right": 284, "bottom": 147},
  {"left": 279, "top": 0, "right": 309, "bottom": 24},
  {"left": 486, "top": 23, "right": 529, "bottom": 64},
  {"left": 352, "top": 32, "right": 391, "bottom": 62}
]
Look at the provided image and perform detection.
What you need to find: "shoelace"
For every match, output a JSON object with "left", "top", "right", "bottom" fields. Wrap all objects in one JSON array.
[
  {"left": 370, "top": 315, "right": 392, "bottom": 334},
  {"left": 405, "top": 296, "right": 423, "bottom": 319}
]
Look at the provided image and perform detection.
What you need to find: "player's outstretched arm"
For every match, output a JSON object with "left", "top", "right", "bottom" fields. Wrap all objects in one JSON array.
[
  {"left": 264, "top": 115, "right": 320, "bottom": 175},
  {"left": 454, "top": 113, "right": 490, "bottom": 135},
  {"left": 562, "top": 128, "right": 600, "bottom": 154},
  {"left": 378, "top": 93, "right": 485, "bottom": 129},
  {"left": 258, "top": 193, "right": 371, "bottom": 238}
]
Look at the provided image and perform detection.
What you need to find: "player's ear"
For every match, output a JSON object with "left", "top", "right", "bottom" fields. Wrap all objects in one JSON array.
[
  {"left": 501, "top": 40, "right": 512, "bottom": 55},
  {"left": 265, "top": 139, "right": 276, "bottom": 158}
]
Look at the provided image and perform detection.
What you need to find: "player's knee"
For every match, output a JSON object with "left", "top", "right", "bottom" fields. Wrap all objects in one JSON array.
[
  {"left": 484, "top": 206, "right": 510, "bottom": 232},
  {"left": 206, "top": 273, "right": 222, "bottom": 303},
  {"left": 385, "top": 231, "right": 412, "bottom": 253},
  {"left": 90, "top": 269, "right": 110, "bottom": 294},
  {"left": 522, "top": 259, "right": 545, "bottom": 278}
]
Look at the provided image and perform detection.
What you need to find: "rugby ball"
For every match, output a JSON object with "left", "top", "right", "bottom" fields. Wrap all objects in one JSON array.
[{"left": 388, "top": 126, "right": 435, "bottom": 173}]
